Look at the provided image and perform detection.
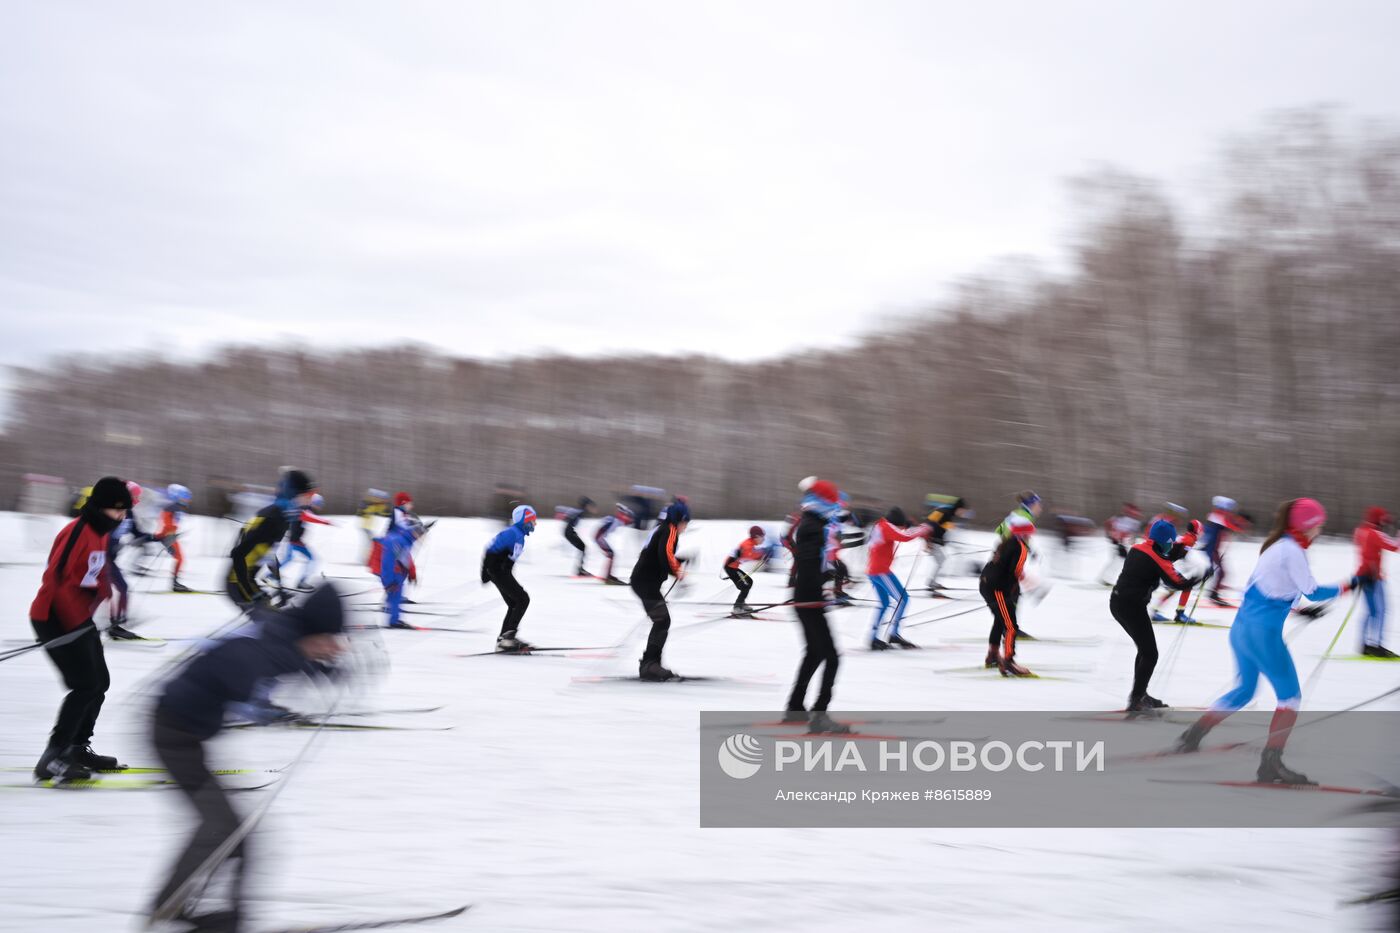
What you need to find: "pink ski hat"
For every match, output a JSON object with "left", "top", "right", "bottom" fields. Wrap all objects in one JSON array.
[{"left": 1288, "top": 498, "right": 1326, "bottom": 532}]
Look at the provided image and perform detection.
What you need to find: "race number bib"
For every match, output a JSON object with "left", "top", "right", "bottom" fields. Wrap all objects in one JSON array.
[{"left": 81, "top": 551, "right": 106, "bottom": 588}]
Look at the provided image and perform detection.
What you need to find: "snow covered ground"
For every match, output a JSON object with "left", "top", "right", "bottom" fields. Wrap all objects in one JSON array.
[{"left": 1, "top": 512, "right": 1395, "bottom": 932}]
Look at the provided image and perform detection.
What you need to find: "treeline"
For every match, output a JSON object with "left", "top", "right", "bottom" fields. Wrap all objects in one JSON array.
[{"left": 4, "top": 109, "right": 1398, "bottom": 525}]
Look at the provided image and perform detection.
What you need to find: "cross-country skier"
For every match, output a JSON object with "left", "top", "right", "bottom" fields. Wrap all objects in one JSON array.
[
  {"left": 1148, "top": 503, "right": 1200, "bottom": 622},
  {"left": 1176, "top": 499, "right": 1357, "bottom": 784},
  {"left": 786, "top": 478, "right": 849, "bottom": 732},
  {"left": 357, "top": 488, "right": 389, "bottom": 560},
  {"left": 867, "top": 507, "right": 929, "bottom": 650},
  {"left": 980, "top": 514, "right": 1035, "bottom": 677},
  {"left": 1354, "top": 506, "right": 1398, "bottom": 657},
  {"left": 1110, "top": 519, "right": 1207, "bottom": 712},
  {"left": 594, "top": 504, "right": 633, "bottom": 584},
  {"left": 1098, "top": 502, "right": 1143, "bottom": 585},
  {"left": 226, "top": 469, "right": 318, "bottom": 610},
  {"left": 377, "top": 492, "right": 427, "bottom": 629},
  {"left": 629, "top": 499, "right": 689, "bottom": 680},
  {"left": 158, "top": 483, "right": 193, "bottom": 592},
  {"left": 1201, "top": 495, "right": 1243, "bottom": 607},
  {"left": 556, "top": 497, "right": 596, "bottom": 577},
  {"left": 279, "top": 493, "right": 332, "bottom": 590},
  {"left": 30, "top": 476, "right": 132, "bottom": 782},
  {"left": 107, "top": 480, "right": 151, "bottom": 641},
  {"left": 147, "top": 583, "right": 346, "bottom": 933},
  {"left": 724, "top": 525, "right": 769, "bottom": 617},
  {"left": 482, "top": 505, "right": 538, "bottom": 651},
  {"left": 921, "top": 495, "right": 968, "bottom": 594}
]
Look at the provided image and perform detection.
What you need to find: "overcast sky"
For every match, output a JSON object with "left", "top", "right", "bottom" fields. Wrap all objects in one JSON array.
[{"left": 2, "top": 1, "right": 1398, "bottom": 373}]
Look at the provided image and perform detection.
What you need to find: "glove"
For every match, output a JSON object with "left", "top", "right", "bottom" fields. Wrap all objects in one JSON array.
[
  {"left": 1295, "top": 603, "right": 1330, "bottom": 620},
  {"left": 480, "top": 559, "right": 491, "bottom": 585},
  {"left": 408, "top": 565, "right": 418, "bottom": 584}
]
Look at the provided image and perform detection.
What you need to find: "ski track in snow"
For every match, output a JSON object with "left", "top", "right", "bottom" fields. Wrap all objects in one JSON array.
[{"left": 0, "top": 513, "right": 1394, "bottom": 931}]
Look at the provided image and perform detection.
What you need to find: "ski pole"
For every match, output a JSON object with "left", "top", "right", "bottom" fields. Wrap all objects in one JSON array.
[{"left": 1301, "top": 589, "right": 1362, "bottom": 703}]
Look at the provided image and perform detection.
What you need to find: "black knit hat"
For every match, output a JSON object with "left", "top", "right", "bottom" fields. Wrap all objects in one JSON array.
[
  {"left": 86, "top": 476, "right": 133, "bottom": 512},
  {"left": 886, "top": 506, "right": 909, "bottom": 527},
  {"left": 285, "top": 582, "right": 345, "bottom": 636}
]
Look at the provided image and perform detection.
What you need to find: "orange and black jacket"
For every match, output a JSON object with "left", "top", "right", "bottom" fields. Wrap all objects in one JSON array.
[
  {"left": 980, "top": 536, "right": 1030, "bottom": 595},
  {"left": 632, "top": 517, "right": 684, "bottom": 586},
  {"left": 227, "top": 503, "right": 290, "bottom": 602},
  {"left": 1112, "top": 541, "right": 1193, "bottom": 606}
]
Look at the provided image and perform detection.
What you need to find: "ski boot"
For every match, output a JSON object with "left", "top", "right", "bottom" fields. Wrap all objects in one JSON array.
[
  {"left": 68, "top": 744, "right": 125, "bottom": 772},
  {"left": 1257, "top": 747, "right": 1316, "bottom": 785},
  {"left": 1174, "top": 609, "right": 1197, "bottom": 624},
  {"left": 1174, "top": 720, "right": 1210, "bottom": 753},
  {"left": 1125, "top": 695, "right": 1167, "bottom": 718},
  {"left": 639, "top": 659, "right": 678, "bottom": 682},
  {"left": 998, "top": 656, "right": 1035, "bottom": 678},
  {"left": 34, "top": 746, "right": 92, "bottom": 783},
  {"left": 781, "top": 709, "right": 809, "bottom": 724},
  {"left": 869, "top": 638, "right": 891, "bottom": 651},
  {"left": 496, "top": 630, "right": 534, "bottom": 654},
  {"left": 108, "top": 622, "right": 143, "bottom": 641},
  {"left": 888, "top": 634, "right": 920, "bottom": 649},
  {"left": 604, "top": 576, "right": 626, "bottom": 586},
  {"left": 808, "top": 711, "right": 853, "bottom": 735},
  {"left": 731, "top": 603, "right": 755, "bottom": 618},
  {"left": 1151, "top": 610, "right": 1168, "bottom": 622},
  {"left": 172, "top": 580, "right": 192, "bottom": 593},
  {"left": 984, "top": 647, "right": 1000, "bottom": 669},
  {"left": 832, "top": 593, "right": 854, "bottom": 608},
  {"left": 1363, "top": 644, "right": 1399, "bottom": 658}
]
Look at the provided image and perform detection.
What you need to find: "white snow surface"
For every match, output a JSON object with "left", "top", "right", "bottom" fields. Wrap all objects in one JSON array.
[{"left": 1, "top": 512, "right": 1395, "bottom": 932}]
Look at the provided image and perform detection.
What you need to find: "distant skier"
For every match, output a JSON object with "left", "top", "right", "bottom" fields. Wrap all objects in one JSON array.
[
  {"left": 922, "top": 494, "right": 968, "bottom": 593},
  {"left": 1176, "top": 499, "right": 1356, "bottom": 784},
  {"left": 557, "top": 497, "right": 596, "bottom": 577},
  {"left": 279, "top": 493, "right": 332, "bottom": 590},
  {"left": 785, "top": 478, "right": 849, "bottom": 732},
  {"left": 482, "top": 505, "right": 538, "bottom": 651},
  {"left": 594, "top": 504, "right": 633, "bottom": 584},
  {"left": 30, "top": 476, "right": 133, "bottom": 782},
  {"left": 1354, "top": 506, "right": 1399, "bottom": 657},
  {"left": 629, "top": 499, "right": 690, "bottom": 680},
  {"left": 1097, "top": 502, "right": 1143, "bottom": 585},
  {"left": 1148, "top": 503, "right": 1201, "bottom": 622},
  {"left": 1110, "top": 519, "right": 1207, "bottom": 713},
  {"left": 356, "top": 488, "right": 389, "bottom": 560},
  {"left": 980, "top": 514, "right": 1036, "bottom": 677},
  {"left": 867, "top": 507, "right": 929, "bottom": 650},
  {"left": 107, "top": 480, "right": 151, "bottom": 641},
  {"left": 158, "top": 483, "right": 193, "bottom": 592},
  {"left": 226, "top": 469, "right": 318, "bottom": 610},
  {"left": 377, "top": 492, "right": 427, "bottom": 629},
  {"left": 147, "top": 583, "right": 346, "bottom": 933},
  {"left": 1201, "top": 495, "right": 1243, "bottom": 607},
  {"left": 723, "top": 525, "right": 770, "bottom": 617}
]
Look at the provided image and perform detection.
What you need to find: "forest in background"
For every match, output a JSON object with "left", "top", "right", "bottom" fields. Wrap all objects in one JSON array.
[{"left": 4, "top": 109, "right": 1398, "bottom": 526}]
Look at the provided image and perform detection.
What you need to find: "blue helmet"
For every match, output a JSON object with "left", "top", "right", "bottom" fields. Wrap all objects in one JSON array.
[
  {"left": 1148, "top": 519, "right": 1177, "bottom": 551},
  {"left": 663, "top": 500, "right": 691, "bottom": 523}
]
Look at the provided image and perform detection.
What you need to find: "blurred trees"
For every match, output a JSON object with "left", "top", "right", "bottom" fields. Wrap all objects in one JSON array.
[{"left": 4, "top": 109, "right": 1398, "bottom": 524}]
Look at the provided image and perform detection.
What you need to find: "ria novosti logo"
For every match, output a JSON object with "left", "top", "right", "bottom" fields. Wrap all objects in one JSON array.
[{"left": 718, "top": 734, "right": 764, "bottom": 779}]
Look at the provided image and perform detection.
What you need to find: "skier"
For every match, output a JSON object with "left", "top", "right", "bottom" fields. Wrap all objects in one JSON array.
[
  {"left": 995, "top": 490, "right": 1042, "bottom": 540},
  {"left": 629, "top": 499, "right": 689, "bottom": 680},
  {"left": 356, "top": 488, "right": 389, "bottom": 559},
  {"left": 785, "top": 478, "right": 849, "bottom": 732},
  {"left": 1354, "top": 506, "right": 1399, "bottom": 657},
  {"left": 593, "top": 504, "right": 633, "bottom": 584},
  {"left": 557, "top": 497, "right": 596, "bottom": 577},
  {"left": 1098, "top": 502, "right": 1143, "bottom": 585},
  {"left": 226, "top": 469, "right": 318, "bottom": 610},
  {"left": 723, "top": 525, "right": 769, "bottom": 616},
  {"left": 980, "top": 514, "right": 1036, "bottom": 677},
  {"left": 157, "top": 483, "right": 193, "bottom": 592},
  {"left": 377, "top": 492, "right": 426, "bottom": 629},
  {"left": 1148, "top": 504, "right": 1200, "bottom": 622},
  {"left": 107, "top": 480, "right": 152, "bottom": 641},
  {"left": 1176, "top": 499, "right": 1357, "bottom": 784},
  {"left": 279, "top": 493, "right": 332, "bottom": 590},
  {"left": 867, "top": 507, "right": 930, "bottom": 649},
  {"left": 29, "top": 476, "right": 133, "bottom": 782},
  {"left": 482, "top": 505, "right": 538, "bottom": 651},
  {"left": 921, "top": 495, "right": 968, "bottom": 594},
  {"left": 147, "top": 583, "right": 346, "bottom": 933},
  {"left": 1110, "top": 519, "right": 1207, "bottom": 712},
  {"left": 1201, "top": 495, "right": 1243, "bottom": 607}
]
